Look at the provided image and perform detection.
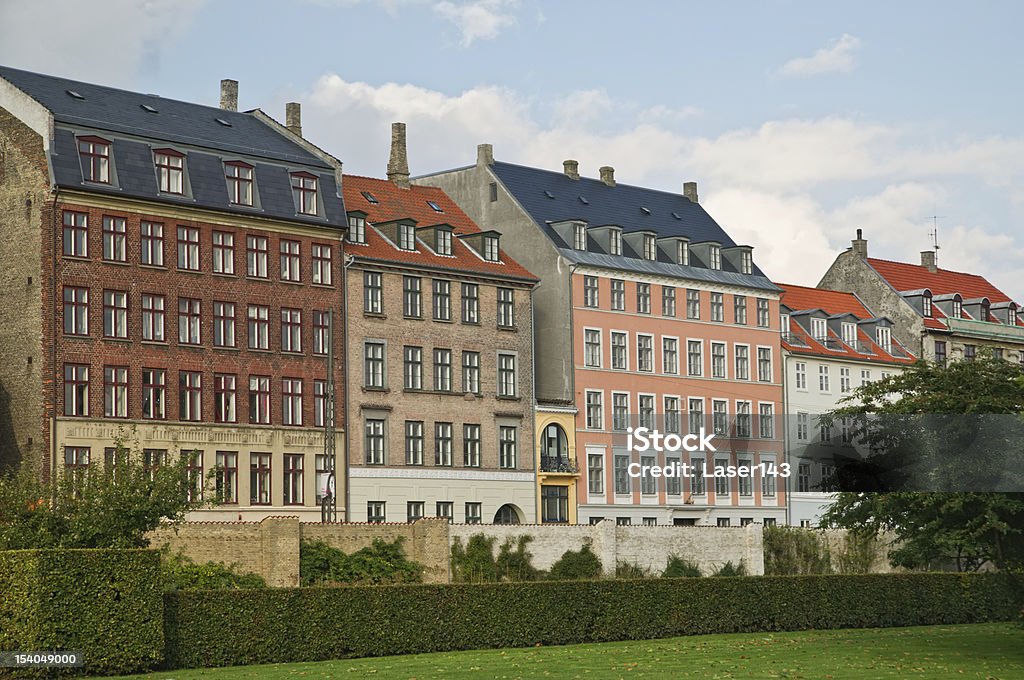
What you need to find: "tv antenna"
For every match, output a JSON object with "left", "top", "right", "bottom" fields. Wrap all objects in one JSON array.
[{"left": 925, "top": 215, "right": 944, "bottom": 252}]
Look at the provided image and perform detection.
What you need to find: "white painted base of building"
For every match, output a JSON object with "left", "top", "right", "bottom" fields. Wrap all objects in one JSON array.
[
  {"left": 578, "top": 503, "right": 786, "bottom": 526},
  {"left": 789, "top": 492, "right": 837, "bottom": 527}
]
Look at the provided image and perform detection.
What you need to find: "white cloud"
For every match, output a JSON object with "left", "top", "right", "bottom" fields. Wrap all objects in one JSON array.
[
  {"left": 777, "top": 34, "right": 861, "bottom": 78},
  {"left": 432, "top": 0, "right": 519, "bottom": 46}
]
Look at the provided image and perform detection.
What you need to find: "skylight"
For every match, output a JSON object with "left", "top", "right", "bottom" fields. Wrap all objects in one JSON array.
[
  {"left": 578, "top": 196, "right": 589, "bottom": 204},
  {"left": 65, "top": 90, "right": 84, "bottom": 100},
  {"left": 140, "top": 104, "right": 158, "bottom": 113},
  {"left": 361, "top": 191, "right": 379, "bottom": 204},
  {"left": 671, "top": 211, "right": 682, "bottom": 220},
  {"left": 640, "top": 207, "right": 651, "bottom": 215},
  {"left": 426, "top": 200, "right": 444, "bottom": 213},
  {"left": 544, "top": 190, "right": 555, "bottom": 199},
  {"left": 215, "top": 118, "right": 233, "bottom": 127}
]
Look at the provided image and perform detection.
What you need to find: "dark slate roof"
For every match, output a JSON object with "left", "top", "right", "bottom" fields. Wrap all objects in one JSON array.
[
  {"left": 490, "top": 161, "right": 769, "bottom": 279},
  {"left": 559, "top": 249, "right": 779, "bottom": 292}
]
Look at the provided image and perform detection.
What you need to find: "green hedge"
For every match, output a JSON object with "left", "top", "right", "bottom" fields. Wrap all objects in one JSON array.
[
  {"left": 164, "top": 573, "right": 1020, "bottom": 669},
  {"left": 0, "top": 549, "right": 163, "bottom": 677}
]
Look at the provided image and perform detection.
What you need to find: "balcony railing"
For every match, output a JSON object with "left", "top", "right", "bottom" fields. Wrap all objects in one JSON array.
[
  {"left": 818, "top": 337, "right": 847, "bottom": 351},
  {"left": 780, "top": 332, "right": 809, "bottom": 347},
  {"left": 540, "top": 456, "right": 579, "bottom": 474},
  {"left": 855, "top": 341, "right": 876, "bottom": 355}
]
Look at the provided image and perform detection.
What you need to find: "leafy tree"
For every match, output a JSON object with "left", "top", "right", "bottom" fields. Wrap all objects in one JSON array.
[
  {"left": 548, "top": 542, "right": 603, "bottom": 580},
  {"left": 821, "top": 357, "right": 1024, "bottom": 571},
  {"left": 495, "top": 535, "right": 539, "bottom": 581},
  {"left": 450, "top": 533, "right": 499, "bottom": 583},
  {"left": 299, "top": 538, "right": 423, "bottom": 586}
]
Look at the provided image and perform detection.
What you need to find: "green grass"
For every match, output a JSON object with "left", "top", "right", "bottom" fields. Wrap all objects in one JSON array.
[{"left": 112, "top": 623, "right": 1024, "bottom": 679}]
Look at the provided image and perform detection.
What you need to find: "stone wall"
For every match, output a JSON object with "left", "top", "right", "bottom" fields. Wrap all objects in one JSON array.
[{"left": 302, "top": 519, "right": 449, "bottom": 584}]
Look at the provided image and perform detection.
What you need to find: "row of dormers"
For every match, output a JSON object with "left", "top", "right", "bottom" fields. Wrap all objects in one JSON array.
[
  {"left": 901, "top": 289, "right": 1019, "bottom": 325},
  {"left": 782, "top": 306, "right": 904, "bottom": 358},
  {"left": 346, "top": 213, "right": 502, "bottom": 263}
]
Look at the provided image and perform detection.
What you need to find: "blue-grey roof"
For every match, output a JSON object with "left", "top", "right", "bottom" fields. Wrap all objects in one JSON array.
[{"left": 490, "top": 161, "right": 769, "bottom": 278}]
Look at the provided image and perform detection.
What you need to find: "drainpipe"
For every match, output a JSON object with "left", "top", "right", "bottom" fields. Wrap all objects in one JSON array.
[
  {"left": 783, "top": 350, "right": 792, "bottom": 527},
  {"left": 49, "top": 187, "right": 60, "bottom": 495},
  {"left": 342, "top": 251, "right": 355, "bottom": 521}
]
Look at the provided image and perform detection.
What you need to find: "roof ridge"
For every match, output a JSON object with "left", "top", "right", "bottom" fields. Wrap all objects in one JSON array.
[
  {"left": 492, "top": 160, "right": 697, "bottom": 203},
  {"left": 866, "top": 256, "right": 992, "bottom": 280}
]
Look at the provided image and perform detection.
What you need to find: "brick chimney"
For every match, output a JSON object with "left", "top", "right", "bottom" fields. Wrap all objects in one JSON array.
[
  {"left": 599, "top": 166, "right": 615, "bottom": 187},
  {"left": 683, "top": 181, "right": 698, "bottom": 203},
  {"left": 219, "top": 79, "right": 238, "bottom": 112},
  {"left": 285, "top": 102, "right": 302, "bottom": 137},
  {"left": 920, "top": 250, "right": 937, "bottom": 273},
  {"left": 563, "top": 159, "right": 580, "bottom": 180},
  {"left": 851, "top": 229, "right": 868, "bottom": 258},
  {"left": 387, "top": 122, "right": 410, "bottom": 188},
  {"left": 477, "top": 143, "right": 494, "bottom": 167}
]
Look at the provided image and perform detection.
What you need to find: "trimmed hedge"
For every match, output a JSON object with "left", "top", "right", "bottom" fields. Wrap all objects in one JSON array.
[
  {"left": 164, "top": 573, "right": 1021, "bottom": 669},
  {"left": 0, "top": 549, "right": 163, "bottom": 677}
]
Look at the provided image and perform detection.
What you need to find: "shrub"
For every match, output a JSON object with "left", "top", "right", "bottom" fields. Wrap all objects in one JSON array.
[
  {"left": 835, "top": 531, "right": 879, "bottom": 574},
  {"left": 615, "top": 560, "right": 653, "bottom": 579},
  {"left": 450, "top": 534, "right": 499, "bottom": 583},
  {"left": 763, "top": 526, "right": 832, "bottom": 575},
  {"left": 299, "top": 538, "right": 423, "bottom": 586},
  {"left": 496, "top": 535, "right": 539, "bottom": 581},
  {"left": 713, "top": 560, "right": 747, "bottom": 577},
  {"left": 161, "top": 551, "right": 266, "bottom": 592},
  {"left": 548, "top": 543, "right": 603, "bottom": 581},
  {"left": 662, "top": 555, "right": 702, "bottom": 578}
]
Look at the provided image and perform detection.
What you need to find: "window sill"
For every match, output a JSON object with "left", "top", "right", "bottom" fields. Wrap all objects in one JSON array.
[
  {"left": 62, "top": 255, "right": 90, "bottom": 262},
  {"left": 100, "top": 259, "right": 130, "bottom": 266},
  {"left": 310, "top": 282, "right": 334, "bottom": 289},
  {"left": 102, "top": 337, "right": 131, "bottom": 343},
  {"left": 433, "top": 318, "right": 454, "bottom": 324},
  {"left": 138, "top": 264, "right": 167, "bottom": 271},
  {"left": 246, "top": 275, "right": 270, "bottom": 282},
  {"left": 247, "top": 347, "right": 272, "bottom": 353},
  {"left": 496, "top": 395, "right": 521, "bottom": 401},
  {"left": 211, "top": 271, "right": 237, "bottom": 278},
  {"left": 364, "top": 312, "right": 387, "bottom": 319},
  {"left": 213, "top": 345, "right": 239, "bottom": 351},
  {"left": 279, "top": 279, "right": 304, "bottom": 286},
  {"left": 362, "top": 386, "right": 390, "bottom": 393},
  {"left": 403, "top": 315, "right": 424, "bottom": 321},
  {"left": 497, "top": 325, "right": 518, "bottom": 332},
  {"left": 281, "top": 350, "right": 304, "bottom": 356},
  {"left": 461, "top": 320, "right": 481, "bottom": 326},
  {"left": 140, "top": 340, "right": 169, "bottom": 346}
]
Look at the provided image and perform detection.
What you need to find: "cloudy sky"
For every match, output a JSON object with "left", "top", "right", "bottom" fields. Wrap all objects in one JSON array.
[{"left": 2, "top": 1, "right": 1022, "bottom": 300}]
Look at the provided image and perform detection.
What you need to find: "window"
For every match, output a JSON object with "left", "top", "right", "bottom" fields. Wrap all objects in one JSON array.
[
  {"left": 612, "top": 393, "right": 630, "bottom": 431},
  {"left": 436, "top": 501, "right": 454, "bottom": 523},
  {"left": 757, "top": 347, "right": 773, "bottom": 382},
  {"left": 841, "top": 322, "right": 857, "bottom": 347},
  {"left": 643, "top": 234, "right": 657, "bottom": 261},
  {"left": 280, "top": 240, "right": 301, "bottom": 282},
  {"left": 876, "top": 327, "right": 892, "bottom": 353},
  {"left": 820, "top": 419, "right": 832, "bottom": 443},
  {"left": 797, "top": 463, "right": 810, "bottom": 492},
  {"left": 281, "top": 308, "right": 302, "bottom": 353},
  {"left": 312, "top": 311, "right": 329, "bottom": 355},
  {"left": 405, "top": 421, "right": 424, "bottom": 465},
  {"left": 101, "top": 290, "right": 128, "bottom": 339},
  {"left": 497, "top": 288, "right": 515, "bottom": 328},
  {"left": 630, "top": 335, "right": 651, "bottom": 373},
  {"left": 662, "top": 337, "right": 679, "bottom": 375},
  {"left": 462, "top": 283, "right": 479, "bottom": 323},
  {"left": 462, "top": 351, "right": 480, "bottom": 394},
  {"left": 404, "top": 346, "right": 423, "bottom": 390},
  {"left": 483, "top": 235, "right": 500, "bottom": 262},
  {"left": 734, "top": 295, "right": 747, "bottom": 325},
  {"left": 689, "top": 457, "right": 705, "bottom": 495},
  {"left": 291, "top": 173, "right": 318, "bottom": 215},
  {"left": 662, "top": 286, "right": 676, "bottom": 317},
  {"left": 810, "top": 318, "right": 827, "bottom": 340},
  {"left": 247, "top": 305, "right": 269, "bottom": 350},
  {"left": 78, "top": 137, "right": 110, "bottom": 183},
  {"left": 103, "top": 366, "right": 128, "bottom": 418},
  {"left": 677, "top": 240, "right": 689, "bottom": 265},
  {"left": 282, "top": 378, "right": 303, "bottom": 426},
  {"left": 710, "top": 292, "right": 724, "bottom": 322},
  {"left": 735, "top": 345, "right": 750, "bottom": 381},
  {"left": 715, "top": 460, "right": 730, "bottom": 499},
  {"left": 796, "top": 413, "right": 809, "bottom": 442},
  {"left": 141, "top": 369, "right": 165, "bottom": 419},
  {"left": 735, "top": 401, "right": 752, "bottom": 437},
  {"left": 178, "top": 298, "right": 201, "bottom": 345},
  {"left": 489, "top": 182, "right": 498, "bottom": 202},
  {"left": 64, "top": 447, "right": 90, "bottom": 494},
  {"left": 347, "top": 214, "right": 367, "bottom": 244},
  {"left": 584, "top": 329, "right": 602, "bottom": 367},
  {"left": 935, "top": 341, "right": 947, "bottom": 366},
  {"left": 364, "top": 342, "right": 385, "bottom": 388},
  {"left": 757, "top": 299, "right": 771, "bottom": 328},
  {"left": 688, "top": 398, "right": 704, "bottom": 434},
  {"left": 399, "top": 223, "right": 416, "bottom": 251},
  {"left": 497, "top": 353, "right": 517, "bottom": 397},
  {"left": 313, "top": 380, "right": 327, "bottom": 427},
  {"left": 283, "top": 454, "right": 303, "bottom": 505},
  {"left": 250, "top": 453, "right": 271, "bottom": 505},
  {"left": 617, "top": 517, "right": 632, "bottom": 526},
  {"left": 614, "top": 454, "right": 630, "bottom": 495},
  {"left": 363, "top": 272, "right": 383, "bottom": 314},
  {"left": 179, "top": 371, "right": 202, "bottom": 421},
  {"left": 686, "top": 289, "right": 700, "bottom": 319},
  {"left": 215, "top": 452, "right": 237, "bottom": 504},
  {"left": 840, "top": 367, "right": 851, "bottom": 393},
  {"left": 315, "top": 454, "right": 330, "bottom": 504},
  {"left": 687, "top": 339, "right": 703, "bottom": 376},
  {"left": 249, "top": 375, "right": 270, "bottom": 424},
  {"left": 585, "top": 391, "right": 603, "bottom": 429},
  {"left": 365, "top": 419, "right": 385, "bottom": 465},
  {"left": 102, "top": 216, "right": 126, "bottom": 262},
  {"left": 708, "top": 244, "right": 721, "bottom": 270},
  {"left": 818, "top": 365, "right": 830, "bottom": 392},
  {"left": 367, "top": 501, "right": 386, "bottom": 523},
  {"left": 609, "top": 229, "right": 622, "bottom": 256},
  {"left": 213, "top": 302, "right": 235, "bottom": 348},
  {"left": 573, "top": 222, "right": 587, "bottom": 250},
  {"left": 542, "top": 485, "right": 569, "bottom": 523},
  {"left": 712, "top": 400, "right": 728, "bottom": 436},
  {"left": 212, "top": 231, "right": 234, "bottom": 274},
  {"left": 432, "top": 280, "right": 452, "bottom": 321},
  {"left": 640, "top": 455, "right": 656, "bottom": 494},
  {"left": 177, "top": 226, "right": 199, "bottom": 271},
  {"left": 63, "top": 211, "right": 88, "bottom": 257},
  {"left": 1009, "top": 308, "right": 1017, "bottom": 326},
  {"left": 465, "top": 502, "right": 482, "bottom": 524},
  {"left": 246, "top": 235, "right": 268, "bottom": 278},
  {"left": 433, "top": 349, "right": 452, "bottom": 392},
  {"left": 63, "top": 287, "right": 89, "bottom": 336},
  {"left": 759, "top": 403, "right": 775, "bottom": 439},
  {"left": 639, "top": 394, "right": 655, "bottom": 429},
  {"left": 225, "top": 162, "right": 253, "bottom": 206},
  {"left": 403, "top": 276, "right": 422, "bottom": 318},
  {"left": 964, "top": 344, "right": 976, "bottom": 361},
  {"left": 740, "top": 250, "right": 753, "bottom": 275},
  {"left": 711, "top": 342, "right": 727, "bottom": 379},
  {"left": 155, "top": 150, "right": 184, "bottom": 194},
  {"left": 636, "top": 283, "right": 651, "bottom": 314},
  {"left": 795, "top": 361, "right": 807, "bottom": 389},
  {"left": 584, "top": 276, "right": 599, "bottom": 308},
  {"left": 611, "top": 331, "right": 627, "bottom": 370},
  {"left": 435, "top": 422, "right": 453, "bottom": 466},
  {"left": 499, "top": 426, "right": 517, "bottom": 469},
  {"left": 214, "top": 373, "right": 236, "bottom": 423},
  {"left": 140, "top": 221, "right": 164, "bottom": 266},
  {"left": 463, "top": 424, "right": 481, "bottom": 467},
  {"left": 435, "top": 228, "right": 452, "bottom": 255},
  {"left": 588, "top": 454, "right": 604, "bottom": 494},
  {"left": 610, "top": 279, "right": 626, "bottom": 311},
  {"left": 664, "top": 396, "right": 681, "bottom": 434}
]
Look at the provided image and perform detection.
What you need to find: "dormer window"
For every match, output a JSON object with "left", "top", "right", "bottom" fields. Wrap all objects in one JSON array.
[
  {"left": 225, "top": 162, "right": 254, "bottom": 206},
  {"left": 643, "top": 234, "right": 657, "bottom": 261},
  {"left": 811, "top": 318, "right": 827, "bottom": 340},
  {"left": 347, "top": 215, "right": 366, "bottom": 244},
  {"left": 154, "top": 149, "right": 184, "bottom": 194},
  {"left": 841, "top": 322, "right": 856, "bottom": 346},
  {"left": 709, "top": 244, "right": 721, "bottom": 270},
  {"left": 573, "top": 223, "right": 587, "bottom": 251},
  {"left": 677, "top": 241, "right": 689, "bottom": 266},
  {"left": 952, "top": 298, "right": 962, "bottom": 319},
  {"left": 609, "top": 229, "right": 622, "bottom": 256},
  {"left": 291, "top": 172, "right": 318, "bottom": 215},
  {"left": 740, "top": 250, "right": 753, "bottom": 275},
  {"left": 399, "top": 223, "right": 416, "bottom": 251},
  {"left": 876, "top": 327, "right": 892, "bottom": 352},
  {"left": 78, "top": 137, "right": 110, "bottom": 183},
  {"left": 923, "top": 293, "right": 933, "bottom": 317},
  {"left": 980, "top": 300, "right": 990, "bottom": 321},
  {"left": 1010, "top": 308, "right": 1018, "bottom": 326},
  {"left": 436, "top": 228, "right": 452, "bottom": 256},
  {"left": 483, "top": 235, "right": 500, "bottom": 262}
]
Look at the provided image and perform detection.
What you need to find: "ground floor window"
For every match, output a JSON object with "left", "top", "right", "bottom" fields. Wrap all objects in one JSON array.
[
  {"left": 540, "top": 485, "right": 569, "bottom": 523},
  {"left": 493, "top": 503, "right": 520, "bottom": 524}
]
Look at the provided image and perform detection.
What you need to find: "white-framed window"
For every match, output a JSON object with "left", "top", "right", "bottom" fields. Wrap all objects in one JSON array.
[
  {"left": 399, "top": 223, "right": 416, "bottom": 251},
  {"left": 876, "top": 327, "right": 892, "bottom": 352},
  {"left": 662, "top": 337, "right": 679, "bottom": 375},
  {"left": 364, "top": 341, "right": 385, "bottom": 388},
  {"left": 841, "top": 322, "right": 857, "bottom": 346},
  {"left": 611, "top": 280, "right": 625, "bottom": 311},
  {"left": 796, "top": 413, "right": 809, "bottom": 442},
  {"left": 660, "top": 396, "right": 680, "bottom": 435},
  {"left": 689, "top": 455, "right": 705, "bottom": 495},
  {"left": 212, "top": 231, "right": 234, "bottom": 274},
  {"left": 761, "top": 457, "right": 776, "bottom": 497},
  {"left": 584, "top": 329, "right": 602, "bottom": 367},
  {"left": 407, "top": 501, "right": 425, "bottom": 523},
  {"left": 735, "top": 344, "right": 750, "bottom": 380},
  {"left": 463, "top": 424, "right": 481, "bottom": 467},
  {"left": 365, "top": 418, "right": 386, "bottom": 465},
  {"left": 711, "top": 341, "right": 727, "bottom": 379},
  {"left": 811, "top": 317, "right": 827, "bottom": 340},
  {"left": 462, "top": 351, "right": 480, "bottom": 394},
  {"left": 347, "top": 215, "right": 366, "bottom": 244},
  {"left": 497, "top": 288, "right": 515, "bottom": 327},
  {"left": 687, "top": 339, "right": 703, "bottom": 376},
  {"left": 497, "top": 353, "right": 517, "bottom": 397},
  {"left": 588, "top": 453, "right": 604, "bottom": 494},
  {"left": 840, "top": 367, "right": 851, "bottom": 393},
  {"left": 710, "top": 292, "right": 724, "bottom": 322},
  {"left": 614, "top": 454, "right": 630, "bottom": 495},
  {"left": 740, "top": 250, "right": 752, "bottom": 275},
  {"left": 636, "top": 283, "right": 651, "bottom": 314},
  {"left": 612, "top": 392, "right": 630, "bottom": 431},
  {"left": 611, "top": 331, "right": 628, "bottom": 370},
  {"left": 712, "top": 399, "right": 728, "bottom": 436},
  {"left": 708, "top": 244, "right": 721, "bottom": 270},
  {"left": 795, "top": 361, "right": 807, "bottom": 389},
  {"left": 714, "top": 459, "right": 730, "bottom": 499},
  {"left": 465, "top": 502, "right": 482, "bottom": 524},
  {"left": 738, "top": 457, "right": 753, "bottom": 496},
  {"left": 757, "top": 298, "right": 771, "bottom": 327},
  {"left": 643, "top": 234, "right": 656, "bottom": 261},
  {"left": 759, "top": 403, "right": 775, "bottom": 439},
  {"left": 637, "top": 334, "right": 654, "bottom": 372},
  {"left": 483, "top": 235, "right": 500, "bottom": 262},
  {"left": 404, "top": 346, "right": 423, "bottom": 390},
  {"left": 573, "top": 222, "right": 587, "bottom": 250},
  {"left": 584, "top": 275, "right": 600, "bottom": 308},
  {"left": 435, "top": 228, "right": 452, "bottom": 256},
  {"left": 686, "top": 289, "right": 700, "bottom": 319},
  {"left": 688, "top": 398, "right": 704, "bottom": 434},
  {"left": 735, "top": 400, "right": 752, "bottom": 437},
  {"left": 677, "top": 240, "right": 689, "bottom": 265},
  {"left": 405, "top": 421, "right": 424, "bottom": 465},
  {"left": 367, "top": 501, "right": 386, "bottom": 523},
  {"left": 638, "top": 394, "right": 655, "bottom": 429},
  {"left": 609, "top": 229, "right": 622, "bottom": 256},
  {"left": 819, "top": 365, "right": 830, "bottom": 392},
  {"left": 662, "top": 286, "right": 676, "bottom": 317},
  {"left": 499, "top": 426, "right": 517, "bottom": 468},
  {"left": 585, "top": 390, "right": 603, "bottom": 430},
  {"left": 640, "top": 454, "right": 656, "bottom": 494},
  {"left": 757, "top": 347, "right": 773, "bottom": 382}
]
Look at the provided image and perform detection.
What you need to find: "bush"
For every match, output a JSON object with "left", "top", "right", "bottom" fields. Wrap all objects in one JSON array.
[
  {"left": 0, "top": 549, "right": 163, "bottom": 677},
  {"left": 763, "top": 526, "right": 832, "bottom": 575},
  {"left": 496, "top": 536, "right": 539, "bottom": 581},
  {"left": 163, "top": 573, "right": 1023, "bottom": 669},
  {"left": 548, "top": 543, "right": 603, "bottom": 580},
  {"left": 713, "top": 561, "right": 747, "bottom": 577},
  {"left": 662, "top": 555, "right": 702, "bottom": 578},
  {"left": 300, "top": 538, "right": 423, "bottom": 586},
  {"left": 615, "top": 561, "right": 653, "bottom": 579},
  {"left": 450, "top": 534, "right": 499, "bottom": 583},
  {"left": 161, "top": 551, "right": 266, "bottom": 592}
]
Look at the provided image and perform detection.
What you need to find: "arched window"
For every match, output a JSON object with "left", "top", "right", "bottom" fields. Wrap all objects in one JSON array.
[
  {"left": 493, "top": 504, "right": 521, "bottom": 524},
  {"left": 542, "top": 423, "right": 568, "bottom": 459},
  {"left": 980, "top": 299, "right": 990, "bottom": 322},
  {"left": 922, "top": 292, "right": 933, "bottom": 317}
]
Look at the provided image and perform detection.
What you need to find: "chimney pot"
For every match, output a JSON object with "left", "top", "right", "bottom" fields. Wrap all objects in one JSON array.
[
  {"left": 683, "top": 181, "right": 698, "bottom": 203},
  {"left": 477, "top": 143, "right": 494, "bottom": 167},
  {"left": 599, "top": 166, "right": 615, "bottom": 187},
  {"left": 219, "top": 79, "right": 238, "bottom": 112},
  {"left": 920, "top": 250, "right": 937, "bottom": 273},
  {"left": 285, "top": 102, "right": 302, "bottom": 138},
  {"left": 387, "top": 122, "right": 411, "bottom": 189},
  {"left": 851, "top": 229, "right": 868, "bottom": 258},
  {"left": 563, "top": 159, "right": 579, "bottom": 180}
]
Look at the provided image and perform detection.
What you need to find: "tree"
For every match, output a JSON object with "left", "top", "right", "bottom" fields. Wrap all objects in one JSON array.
[{"left": 820, "top": 356, "right": 1024, "bottom": 571}]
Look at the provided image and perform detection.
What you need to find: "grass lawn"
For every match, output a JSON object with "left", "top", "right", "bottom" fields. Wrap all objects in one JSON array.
[{"left": 111, "top": 623, "right": 1024, "bottom": 679}]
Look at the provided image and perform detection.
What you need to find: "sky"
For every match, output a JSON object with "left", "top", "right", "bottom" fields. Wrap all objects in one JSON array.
[{"left": 2, "top": 0, "right": 1022, "bottom": 301}]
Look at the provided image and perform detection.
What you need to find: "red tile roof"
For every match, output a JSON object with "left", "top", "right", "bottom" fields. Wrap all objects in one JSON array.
[
  {"left": 867, "top": 257, "right": 1013, "bottom": 303},
  {"left": 342, "top": 175, "right": 537, "bottom": 282},
  {"left": 778, "top": 282, "right": 871, "bottom": 317}
]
